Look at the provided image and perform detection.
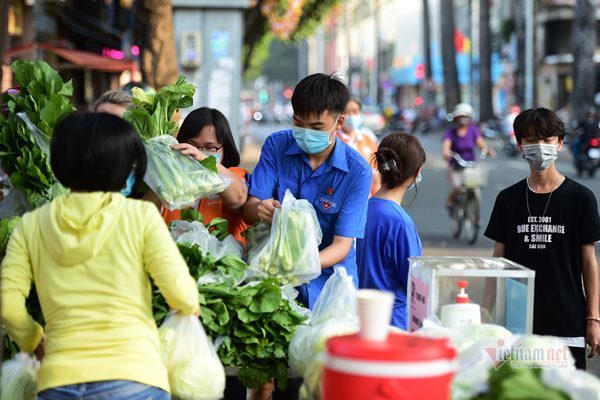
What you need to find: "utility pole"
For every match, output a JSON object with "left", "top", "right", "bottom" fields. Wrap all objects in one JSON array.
[
  {"left": 370, "top": 0, "right": 380, "bottom": 105},
  {"left": 422, "top": 0, "right": 433, "bottom": 105},
  {"left": 468, "top": 0, "right": 475, "bottom": 108},
  {"left": 525, "top": 0, "right": 534, "bottom": 108}
]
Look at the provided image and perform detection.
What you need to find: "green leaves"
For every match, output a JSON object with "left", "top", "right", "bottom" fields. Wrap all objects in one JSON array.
[
  {"left": 152, "top": 240, "right": 307, "bottom": 390},
  {"left": 0, "top": 61, "right": 75, "bottom": 209},
  {"left": 125, "top": 75, "right": 196, "bottom": 140}
]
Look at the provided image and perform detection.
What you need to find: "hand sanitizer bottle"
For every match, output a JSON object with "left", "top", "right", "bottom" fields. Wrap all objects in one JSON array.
[{"left": 440, "top": 281, "right": 481, "bottom": 329}]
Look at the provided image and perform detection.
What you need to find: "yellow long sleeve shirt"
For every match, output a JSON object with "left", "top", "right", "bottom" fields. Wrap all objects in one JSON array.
[{"left": 1, "top": 192, "right": 199, "bottom": 393}]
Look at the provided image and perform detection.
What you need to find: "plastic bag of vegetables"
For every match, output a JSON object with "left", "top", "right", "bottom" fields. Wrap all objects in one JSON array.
[
  {"left": 143, "top": 135, "right": 230, "bottom": 210},
  {"left": 247, "top": 190, "right": 322, "bottom": 285},
  {"left": 0, "top": 353, "right": 39, "bottom": 400},
  {"left": 124, "top": 76, "right": 230, "bottom": 210},
  {"left": 288, "top": 268, "right": 359, "bottom": 375},
  {"left": 158, "top": 312, "right": 225, "bottom": 400}
]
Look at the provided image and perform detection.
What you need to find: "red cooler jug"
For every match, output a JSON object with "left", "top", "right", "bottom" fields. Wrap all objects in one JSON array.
[{"left": 322, "top": 333, "right": 457, "bottom": 400}]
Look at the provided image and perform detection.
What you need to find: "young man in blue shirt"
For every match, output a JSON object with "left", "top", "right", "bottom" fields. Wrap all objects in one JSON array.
[{"left": 243, "top": 73, "right": 372, "bottom": 308}]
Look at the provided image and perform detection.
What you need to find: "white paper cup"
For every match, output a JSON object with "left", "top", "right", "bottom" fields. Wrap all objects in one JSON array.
[{"left": 357, "top": 289, "right": 395, "bottom": 342}]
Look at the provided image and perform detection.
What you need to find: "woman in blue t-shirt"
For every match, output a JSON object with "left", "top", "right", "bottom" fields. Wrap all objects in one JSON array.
[{"left": 356, "top": 132, "right": 426, "bottom": 330}]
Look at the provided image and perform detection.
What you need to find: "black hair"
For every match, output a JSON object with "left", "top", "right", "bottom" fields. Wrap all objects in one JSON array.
[
  {"left": 51, "top": 113, "right": 147, "bottom": 192},
  {"left": 513, "top": 108, "right": 566, "bottom": 142},
  {"left": 177, "top": 107, "right": 240, "bottom": 168},
  {"left": 374, "top": 132, "right": 426, "bottom": 196},
  {"left": 291, "top": 73, "right": 350, "bottom": 118}
]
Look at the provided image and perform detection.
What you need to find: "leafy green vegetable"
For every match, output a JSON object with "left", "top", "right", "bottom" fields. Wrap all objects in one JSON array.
[
  {"left": 124, "top": 75, "right": 195, "bottom": 141},
  {"left": 0, "top": 353, "right": 39, "bottom": 400},
  {"left": 152, "top": 241, "right": 308, "bottom": 390},
  {"left": 0, "top": 61, "right": 75, "bottom": 208},
  {"left": 247, "top": 191, "right": 322, "bottom": 286},
  {"left": 0, "top": 216, "right": 21, "bottom": 257},
  {"left": 473, "top": 363, "right": 570, "bottom": 400}
]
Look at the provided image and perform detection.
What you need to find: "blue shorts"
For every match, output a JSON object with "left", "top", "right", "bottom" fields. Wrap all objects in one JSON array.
[{"left": 38, "top": 380, "right": 169, "bottom": 400}]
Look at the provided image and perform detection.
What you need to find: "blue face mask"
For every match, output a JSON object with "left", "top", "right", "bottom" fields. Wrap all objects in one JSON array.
[
  {"left": 347, "top": 115, "right": 363, "bottom": 130},
  {"left": 202, "top": 151, "right": 222, "bottom": 164},
  {"left": 121, "top": 172, "right": 136, "bottom": 197},
  {"left": 292, "top": 116, "right": 340, "bottom": 154},
  {"left": 408, "top": 172, "right": 422, "bottom": 192}
]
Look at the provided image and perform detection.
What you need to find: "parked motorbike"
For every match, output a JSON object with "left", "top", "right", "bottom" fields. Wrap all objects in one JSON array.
[
  {"left": 575, "top": 136, "right": 600, "bottom": 177},
  {"left": 502, "top": 131, "right": 519, "bottom": 157}
]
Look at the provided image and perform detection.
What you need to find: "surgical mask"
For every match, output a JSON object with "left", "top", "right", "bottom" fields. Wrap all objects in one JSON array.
[
  {"left": 203, "top": 151, "right": 222, "bottom": 164},
  {"left": 521, "top": 143, "right": 558, "bottom": 171},
  {"left": 408, "top": 172, "right": 422, "bottom": 191},
  {"left": 292, "top": 116, "right": 340, "bottom": 154},
  {"left": 347, "top": 115, "right": 363, "bottom": 130},
  {"left": 121, "top": 172, "right": 135, "bottom": 197}
]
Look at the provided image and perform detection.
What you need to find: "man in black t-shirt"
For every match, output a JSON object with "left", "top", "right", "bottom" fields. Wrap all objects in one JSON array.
[{"left": 485, "top": 108, "right": 600, "bottom": 369}]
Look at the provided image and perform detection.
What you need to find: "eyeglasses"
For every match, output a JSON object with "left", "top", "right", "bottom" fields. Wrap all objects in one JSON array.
[{"left": 192, "top": 144, "right": 224, "bottom": 153}]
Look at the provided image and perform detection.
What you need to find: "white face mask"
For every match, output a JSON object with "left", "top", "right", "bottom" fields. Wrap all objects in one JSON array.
[
  {"left": 408, "top": 172, "right": 422, "bottom": 191},
  {"left": 521, "top": 144, "right": 558, "bottom": 171}
]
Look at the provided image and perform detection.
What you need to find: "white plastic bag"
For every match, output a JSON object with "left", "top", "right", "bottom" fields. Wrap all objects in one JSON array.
[
  {"left": 288, "top": 268, "right": 359, "bottom": 375},
  {"left": 0, "top": 353, "right": 39, "bottom": 400},
  {"left": 144, "top": 135, "right": 231, "bottom": 210},
  {"left": 542, "top": 368, "right": 600, "bottom": 400},
  {"left": 158, "top": 312, "right": 225, "bottom": 400},
  {"left": 247, "top": 190, "right": 322, "bottom": 285}
]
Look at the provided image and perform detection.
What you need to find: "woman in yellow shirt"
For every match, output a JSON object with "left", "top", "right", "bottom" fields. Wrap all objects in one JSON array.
[{"left": 1, "top": 113, "right": 199, "bottom": 400}]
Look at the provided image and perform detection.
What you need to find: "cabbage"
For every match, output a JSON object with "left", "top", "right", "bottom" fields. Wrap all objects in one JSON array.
[
  {"left": 0, "top": 353, "right": 39, "bottom": 400},
  {"left": 158, "top": 313, "right": 225, "bottom": 400}
]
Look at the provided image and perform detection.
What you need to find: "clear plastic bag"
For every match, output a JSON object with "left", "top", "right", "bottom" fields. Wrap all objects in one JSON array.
[
  {"left": 247, "top": 190, "right": 322, "bottom": 286},
  {"left": 0, "top": 189, "right": 31, "bottom": 218},
  {"left": 288, "top": 267, "right": 359, "bottom": 376},
  {"left": 0, "top": 353, "right": 39, "bottom": 400},
  {"left": 16, "top": 112, "right": 50, "bottom": 156},
  {"left": 170, "top": 220, "right": 243, "bottom": 260},
  {"left": 144, "top": 135, "right": 231, "bottom": 210},
  {"left": 542, "top": 368, "right": 600, "bottom": 400},
  {"left": 158, "top": 312, "right": 225, "bottom": 400}
]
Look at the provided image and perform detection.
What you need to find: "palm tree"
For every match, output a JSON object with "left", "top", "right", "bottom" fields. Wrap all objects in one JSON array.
[
  {"left": 571, "top": 0, "right": 597, "bottom": 123},
  {"left": 479, "top": 0, "right": 494, "bottom": 121},
  {"left": 134, "top": 0, "right": 179, "bottom": 89},
  {"left": 441, "top": 0, "right": 461, "bottom": 112}
]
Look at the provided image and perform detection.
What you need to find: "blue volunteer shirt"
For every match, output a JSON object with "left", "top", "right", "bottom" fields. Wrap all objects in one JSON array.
[
  {"left": 356, "top": 197, "right": 422, "bottom": 330},
  {"left": 249, "top": 130, "right": 372, "bottom": 308}
]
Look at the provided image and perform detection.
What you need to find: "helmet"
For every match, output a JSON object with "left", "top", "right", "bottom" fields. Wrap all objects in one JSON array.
[{"left": 452, "top": 103, "right": 474, "bottom": 119}]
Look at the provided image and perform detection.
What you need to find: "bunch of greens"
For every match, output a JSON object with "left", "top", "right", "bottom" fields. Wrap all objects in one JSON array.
[
  {"left": 124, "top": 76, "right": 227, "bottom": 210},
  {"left": 199, "top": 278, "right": 306, "bottom": 390},
  {"left": 0, "top": 61, "right": 75, "bottom": 208},
  {"left": 180, "top": 208, "right": 230, "bottom": 241},
  {"left": 472, "top": 363, "right": 569, "bottom": 400},
  {"left": 153, "top": 242, "right": 307, "bottom": 390},
  {"left": 241, "top": 221, "right": 271, "bottom": 251}
]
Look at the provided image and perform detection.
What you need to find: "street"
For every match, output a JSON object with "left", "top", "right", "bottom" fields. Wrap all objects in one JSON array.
[{"left": 241, "top": 121, "right": 600, "bottom": 376}]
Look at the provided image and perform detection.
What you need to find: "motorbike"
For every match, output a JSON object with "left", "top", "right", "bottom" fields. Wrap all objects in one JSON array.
[
  {"left": 502, "top": 131, "right": 519, "bottom": 157},
  {"left": 574, "top": 136, "right": 600, "bottom": 178}
]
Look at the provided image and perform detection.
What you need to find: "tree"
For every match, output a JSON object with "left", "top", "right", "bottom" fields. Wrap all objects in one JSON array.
[
  {"left": 571, "top": 0, "right": 597, "bottom": 123},
  {"left": 441, "top": 0, "right": 461, "bottom": 112},
  {"left": 0, "top": 0, "right": 9, "bottom": 87},
  {"left": 514, "top": 0, "right": 526, "bottom": 107},
  {"left": 133, "top": 0, "right": 179, "bottom": 89},
  {"left": 243, "top": 0, "right": 341, "bottom": 74},
  {"left": 479, "top": 0, "right": 494, "bottom": 120}
]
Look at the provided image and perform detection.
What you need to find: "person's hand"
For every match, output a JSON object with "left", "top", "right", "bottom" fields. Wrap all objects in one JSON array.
[
  {"left": 33, "top": 335, "right": 46, "bottom": 362},
  {"left": 586, "top": 319, "right": 600, "bottom": 357},
  {"left": 442, "top": 149, "right": 452, "bottom": 161},
  {"left": 257, "top": 198, "right": 281, "bottom": 224},
  {"left": 171, "top": 143, "right": 207, "bottom": 162}
]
